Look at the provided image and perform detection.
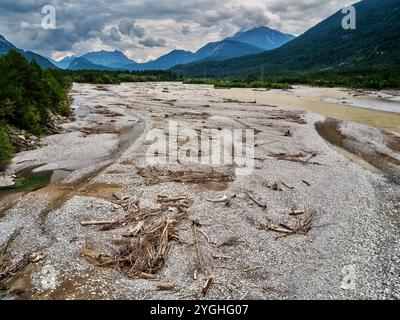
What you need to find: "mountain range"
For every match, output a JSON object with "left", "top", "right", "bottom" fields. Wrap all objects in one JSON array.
[
  {"left": 51, "top": 26, "right": 294, "bottom": 71},
  {"left": 172, "top": 0, "right": 400, "bottom": 78}
]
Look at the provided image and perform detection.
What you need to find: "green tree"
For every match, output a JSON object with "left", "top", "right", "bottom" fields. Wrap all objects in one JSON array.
[{"left": 0, "top": 125, "right": 14, "bottom": 170}]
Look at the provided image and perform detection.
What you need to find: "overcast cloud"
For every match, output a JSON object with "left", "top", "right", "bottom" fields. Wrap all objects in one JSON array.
[{"left": 0, "top": 0, "right": 355, "bottom": 62}]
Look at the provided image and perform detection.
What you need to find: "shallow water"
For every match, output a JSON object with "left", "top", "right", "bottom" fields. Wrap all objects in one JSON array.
[
  {"left": 0, "top": 167, "right": 71, "bottom": 199},
  {"left": 217, "top": 86, "right": 400, "bottom": 133}
]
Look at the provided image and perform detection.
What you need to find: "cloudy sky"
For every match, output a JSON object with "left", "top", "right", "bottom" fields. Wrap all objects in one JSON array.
[{"left": 0, "top": 0, "right": 355, "bottom": 62}]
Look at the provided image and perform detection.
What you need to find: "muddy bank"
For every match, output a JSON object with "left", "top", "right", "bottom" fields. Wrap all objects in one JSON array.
[
  {"left": 218, "top": 86, "right": 400, "bottom": 133},
  {"left": 316, "top": 118, "right": 400, "bottom": 183},
  {"left": 0, "top": 83, "right": 399, "bottom": 300}
]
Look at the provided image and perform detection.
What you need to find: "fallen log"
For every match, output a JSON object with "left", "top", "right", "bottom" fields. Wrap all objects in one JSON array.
[
  {"left": 80, "top": 220, "right": 116, "bottom": 226},
  {"left": 206, "top": 195, "right": 228, "bottom": 203}
]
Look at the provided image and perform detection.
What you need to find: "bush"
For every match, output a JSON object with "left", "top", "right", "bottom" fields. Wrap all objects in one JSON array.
[{"left": 0, "top": 125, "right": 14, "bottom": 170}]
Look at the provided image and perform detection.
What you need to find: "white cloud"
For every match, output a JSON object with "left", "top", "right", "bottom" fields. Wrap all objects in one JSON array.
[{"left": 0, "top": 0, "right": 356, "bottom": 61}]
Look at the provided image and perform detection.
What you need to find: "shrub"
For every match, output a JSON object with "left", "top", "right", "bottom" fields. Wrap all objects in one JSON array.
[{"left": 0, "top": 125, "right": 14, "bottom": 170}]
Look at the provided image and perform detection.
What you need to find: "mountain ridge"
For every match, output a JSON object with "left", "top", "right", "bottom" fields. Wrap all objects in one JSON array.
[
  {"left": 172, "top": 0, "right": 400, "bottom": 78},
  {"left": 0, "top": 34, "right": 58, "bottom": 69},
  {"left": 58, "top": 26, "right": 295, "bottom": 71}
]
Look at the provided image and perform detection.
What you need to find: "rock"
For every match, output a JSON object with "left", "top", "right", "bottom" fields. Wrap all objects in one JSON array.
[
  {"left": 18, "top": 135, "right": 26, "bottom": 141},
  {"left": 39, "top": 265, "right": 59, "bottom": 291},
  {"left": 0, "top": 172, "right": 16, "bottom": 188}
]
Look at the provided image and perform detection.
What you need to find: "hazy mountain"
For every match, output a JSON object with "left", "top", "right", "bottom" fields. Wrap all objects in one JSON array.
[
  {"left": 227, "top": 26, "right": 295, "bottom": 51},
  {"left": 0, "top": 34, "right": 57, "bottom": 69},
  {"left": 124, "top": 49, "right": 194, "bottom": 71},
  {"left": 81, "top": 50, "right": 136, "bottom": 69},
  {"left": 67, "top": 57, "right": 115, "bottom": 71},
  {"left": 46, "top": 26, "right": 294, "bottom": 71},
  {"left": 126, "top": 27, "right": 291, "bottom": 71},
  {"left": 54, "top": 56, "right": 78, "bottom": 69},
  {"left": 172, "top": 0, "right": 400, "bottom": 78},
  {"left": 146, "top": 50, "right": 195, "bottom": 69},
  {"left": 192, "top": 39, "right": 264, "bottom": 61},
  {"left": 125, "top": 38, "right": 265, "bottom": 71}
]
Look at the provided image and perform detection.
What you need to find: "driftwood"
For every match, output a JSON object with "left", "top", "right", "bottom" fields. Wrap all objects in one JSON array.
[
  {"left": 255, "top": 141, "right": 279, "bottom": 147},
  {"left": 290, "top": 209, "right": 305, "bottom": 216},
  {"left": 217, "top": 236, "right": 242, "bottom": 248},
  {"left": 262, "top": 214, "right": 315, "bottom": 239},
  {"left": 245, "top": 192, "right": 267, "bottom": 210},
  {"left": 1, "top": 230, "right": 44, "bottom": 290},
  {"left": 156, "top": 282, "right": 175, "bottom": 291},
  {"left": 80, "top": 220, "right": 115, "bottom": 226},
  {"left": 202, "top": 276, "right": 214, "bottom": 296},
  {"left": 212, "top": 254, "right": 232, "bottom": 260},
  {"left": 123, "top": 221, "right": 145, "bottom": 237},
  {"left": 243, "top": 266, "right": 263, "bottom": 272},
  {"left": 281, "top": 181, "right": 294, "bottom": 190},
  {"left": 93, "top": 195, "right": 191, "bottom": 279},
  {"left": 206, "top": 195, "right": 228, "bottom": 203},
  {"left": 302, "top": 180, "right": 311, "bottom": 186},
  {"left": 192, "top": 221, "right": 205, "bottom": 273},
  {"left": 268, "top": 152, "right": 325, "bottom": 166}
]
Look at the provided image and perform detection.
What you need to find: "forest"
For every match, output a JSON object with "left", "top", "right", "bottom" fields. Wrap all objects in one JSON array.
[{"left": 0, "top": 51, "right": 70, "bottom": 169}]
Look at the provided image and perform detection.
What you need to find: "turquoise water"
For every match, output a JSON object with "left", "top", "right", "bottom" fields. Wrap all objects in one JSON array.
[{"left": 0, "top": 167, "right": 71, "bottom": 199}]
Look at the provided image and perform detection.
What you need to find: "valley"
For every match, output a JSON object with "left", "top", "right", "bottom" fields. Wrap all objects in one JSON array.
[{"left": 0, "top": 83, "right": 399, "bottom": 299}]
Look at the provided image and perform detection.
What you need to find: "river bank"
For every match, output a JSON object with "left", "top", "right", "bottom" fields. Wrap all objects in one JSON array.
[
  {"left": 217, "top": 86, "right": 400, "bottom": 133},
  {"left": 0, "top": 83, "right": 399, "bottom": 300}
]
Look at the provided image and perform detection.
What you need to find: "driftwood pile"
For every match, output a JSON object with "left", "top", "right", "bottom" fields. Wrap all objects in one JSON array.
[
  {"left": 137, "top": 166, "right": 234, "bottom": 185},
  {"left": 262, "top": 211, "right": 315, "bottom": 240},
  {"left": 86, "top": 195, "right": 192, "bottom": 279}
]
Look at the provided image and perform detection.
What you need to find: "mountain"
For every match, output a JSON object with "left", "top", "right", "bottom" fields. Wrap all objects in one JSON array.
[
  {"left": 23, "top": 51, "right": 59, "bottom": 69},
  {"left": 54, "top": 56, "right": 77, "bottom": 69},
  {"left": 146, "top": 50, "right": 195, "bottom": 69},
  {"left": 124, "top": 49, "right": 195, "bottom": 71},
  {"left": 0, "top": 34, "right": 16, "bottom": 55},
  {"left": 124, "top": 38, "right": 268, "bottom": 71},
  {"left": 47, "top": 26, "right": 294, "bottom": 72},
  {"left": 126, "top": 27, "right": 294, "bottom": 71},
  {"left": 192, "top": 39, "right": 264, "bottom": 61},
  {"left": 172, "top": 0, "right": 400, "bottom": 78},
  {"left": 81, "top": 50, "right": 136, "bottom": 69},
  {"left": 227, "top": 26, "right": 295, "bottom": 51},
  {"left": 0, "top": 34, "right": 57, "bottom": 69},
  {"left": 67, "top": 57, "right": 115, "bottom": 71}
]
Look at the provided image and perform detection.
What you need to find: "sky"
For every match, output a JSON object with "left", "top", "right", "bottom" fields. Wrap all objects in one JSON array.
[{"left": 0, "top": 0, "right": 355, "bottom": 62}]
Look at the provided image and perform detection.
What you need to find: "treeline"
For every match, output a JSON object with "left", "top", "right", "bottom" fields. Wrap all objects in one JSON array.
[
  {"left": 61, "top": 69, "right": 182, "bottom": 85},
  {"left": 285, "top": 67, "right": 400, "bottom": 89},
  {"left": 184, "top": 66, "right": 400, "bottom": 90},
  {"left": 184, "top": 79, "right": 292, "bottom": 90},
  {"left": 0, "top": 50, "right": 71, "bottom": 169}
]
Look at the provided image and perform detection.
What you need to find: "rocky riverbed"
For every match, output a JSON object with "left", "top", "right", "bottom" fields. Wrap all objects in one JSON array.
[{"left": 0, "top": 83, "right": 399, "bottom": 300}]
